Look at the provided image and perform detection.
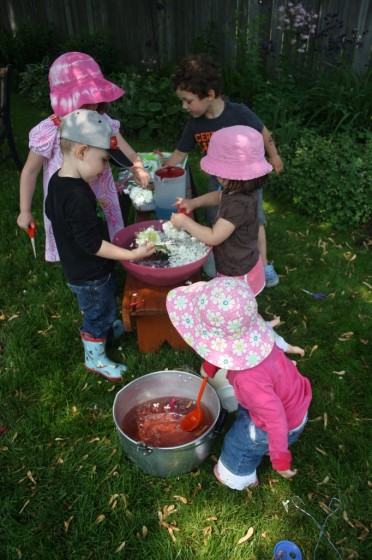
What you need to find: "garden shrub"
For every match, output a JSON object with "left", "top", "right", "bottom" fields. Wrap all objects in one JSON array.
[
  {"left": 269, "top": 130, "right": 372, "bottom": 231},
  {"left": 19, "top": 56, "right": 51, "bottom": 113},
  {"left": 109, "top": 68, "right": 187, "bottom": 145}
]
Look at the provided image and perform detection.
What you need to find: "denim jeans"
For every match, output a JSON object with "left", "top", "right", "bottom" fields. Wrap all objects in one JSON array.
[
  {"left": 220, "top": 405, "right": 307, "bottom": 477},
  {"left": 67, "top": 272, "right": 117, "bottom": 340}
]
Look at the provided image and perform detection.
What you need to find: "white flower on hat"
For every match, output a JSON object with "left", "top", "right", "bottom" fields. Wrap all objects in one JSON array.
[
  {"left": 182, "top": 313, "right": 194, "bottom": 328},
  {"left": 232, "top": 339, "right": 247, "bottom": 356},
  {"left": 196, "top": 342, "right": 209, "bottom": 355},
  {"left": 196, "top": 324, "right": 210, "bottom": 339},
  {"left": 212, "top": 326, "right": 226, "bottom": 337},
  {"left": 211, "top": 338, "right": 227, "bottom": 352},
  {"left": 219, "top": 355, "right": 235, "bottom": 368},
  {"left": 249, "top": 331, "right": 262, "bottom": 347},
  {"left": 183, "top": 333, "right": 195, "bottom": 346},
  {"left": 198, "top": 293, "right": 208, "bottom": 308},
  {"left": 219, "top": 295, "right": 237, "bottom": 312},
  {"left": 261, "top": 341, "right": 273, "bottom": 355},
  {"left": 245, "top": 300, "right": 256, "bottom": 315},
  {"left": 227, "top": 318, "right": 245, "bottom": 335},
  {"left": 206, "top": 310, "right": 224, "bottom": 327},
  {"left": 173, "top": 295, "right": 188, "bottom": 310},
  {"left": 246, "top": 351, "right": 261, "bottom": 367}
]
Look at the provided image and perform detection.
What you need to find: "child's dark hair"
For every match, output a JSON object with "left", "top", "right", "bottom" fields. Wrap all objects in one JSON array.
[
  {"left": 171, "top": 54, "right": 223, "bottom": 98},
  {"left": 223, "top": 175, "right": 268, "bottom": 195}
]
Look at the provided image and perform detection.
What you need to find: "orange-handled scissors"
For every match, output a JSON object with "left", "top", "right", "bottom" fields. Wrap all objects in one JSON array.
[{"left": 27, "top": 221, "right": 37, "bottom": 258}]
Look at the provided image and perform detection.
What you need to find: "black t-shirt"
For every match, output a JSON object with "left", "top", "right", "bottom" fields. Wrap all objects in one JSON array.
[
  {"left": 45, "top": 172, "right": 115, "bottom": 283},
  {"left": 177, "top": 100, "right": 263, "bottom": 155}
]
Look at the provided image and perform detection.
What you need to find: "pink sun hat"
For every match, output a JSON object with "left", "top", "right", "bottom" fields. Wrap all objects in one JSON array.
[
  {"left": 166, "top": 277, "right": 274, "bottom": 371},
  {"left": 200, "top": 125, "right": 273, "bottom": 180},
  {"left": 49, "top": 52, "right": 124, "bottom": 117}
]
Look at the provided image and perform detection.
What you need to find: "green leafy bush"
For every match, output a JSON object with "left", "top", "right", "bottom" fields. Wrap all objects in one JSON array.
[
  {"left": 109, "top": 69, "right": 187, "bottom": 144},
  {"left": 269, "top": 131, "right": 372, "bottom": 231},
  {"left": 19, "top": 56, "right": 51, "bottom": 112},
  {"left": 60, "top": 30, "right": 122, "bottom": 75}
]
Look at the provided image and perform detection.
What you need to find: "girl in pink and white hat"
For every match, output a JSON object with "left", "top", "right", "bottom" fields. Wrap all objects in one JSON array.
[
  {"left": 17, "top": 51, "right": 150, "bottom": 262},
  {"left": 170, "top": 125, "right": 273, "bottom": 296},
  {"left": 166, "top": 276, "right": 312, "bottom": 490}
]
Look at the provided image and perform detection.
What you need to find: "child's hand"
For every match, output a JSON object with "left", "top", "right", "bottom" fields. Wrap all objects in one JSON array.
[
  {"left": 277, "top": 468, "right": 297, "bottom": 478},
  {"left": 268, "top": 154, "right": 284, "bottom": 174},
  {"left": 175, "top": 197, "right": 193, "bottom": 214},
  {"left": 17, "top": 211, "right": 35, "bottom": 231},
  {"left": 131, "top": 167, "right": 151, "bottom": 188},
  {"left": 131, "top": 243, "right": 155, "bottom": 260},
  {"left": 286, "top": 344, "right": 305, "bottom": 357},
  {"left": 269, "top": 316, "right": 281, "bottom": 329},
  {"left": 97, "top": 197, "right": 109, "bottom": 209},
  {"left": 170, "top": 213, "right": 188, "bottom": 229},
  {"left": 200, "top": 364, "right": 208, "bottom": 378}
]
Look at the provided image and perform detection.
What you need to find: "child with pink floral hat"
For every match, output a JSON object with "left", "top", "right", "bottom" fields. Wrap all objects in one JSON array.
[
  {"left": 170, "top": 125, "right": 272, "bottom": 296},
  {"left": 166, "top": 277, "right": 312, "bottom": 490},
  {"left": 17, "top": 51, "right": 150, "bottom": 262}
]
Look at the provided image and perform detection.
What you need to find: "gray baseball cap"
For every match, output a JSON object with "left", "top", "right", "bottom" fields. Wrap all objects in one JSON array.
[{"left": 59, "top": 109, "right": 133, "bottom": 167}]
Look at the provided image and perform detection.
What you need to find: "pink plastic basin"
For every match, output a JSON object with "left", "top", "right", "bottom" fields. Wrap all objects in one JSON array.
[{"left": 113, "top": 220, "right": 212, "bottom": 287}]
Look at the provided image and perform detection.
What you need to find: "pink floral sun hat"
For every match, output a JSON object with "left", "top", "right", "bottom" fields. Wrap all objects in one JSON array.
[
  {"left": 200, "top": 125, "right": 273, "bottom": 180},
  {"left": 49, "top": 52, "right": 124, "bottom": 117},
  {"left": 166, "top": 277, "right": 274, "bottom": 370}
]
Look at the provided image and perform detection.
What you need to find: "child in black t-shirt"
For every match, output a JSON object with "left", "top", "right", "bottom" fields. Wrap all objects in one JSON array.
[
  {"left": 166, "top": 54, "right": 282, "bottom": 287},
  {"left": 45, "top": 109, "right": 155, "bottom": 382}
]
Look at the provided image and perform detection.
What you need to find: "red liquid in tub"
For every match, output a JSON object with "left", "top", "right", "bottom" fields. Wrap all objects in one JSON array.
[{"left": 121, "top": 396, "right": 214, "bottom": 447}]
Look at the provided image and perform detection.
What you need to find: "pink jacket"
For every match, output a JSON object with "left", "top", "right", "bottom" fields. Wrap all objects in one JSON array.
[{"left": 203, "top": 344, "right": 312, "bottom": 471}]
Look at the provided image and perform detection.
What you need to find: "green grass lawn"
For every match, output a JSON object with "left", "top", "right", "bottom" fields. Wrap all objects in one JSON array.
[{"left": 0, "top": 94, "right": 371, "bottom": 559}]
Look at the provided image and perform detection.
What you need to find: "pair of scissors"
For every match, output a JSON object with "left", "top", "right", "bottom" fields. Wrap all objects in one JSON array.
[
  {"left": 300, "top": 288, "right": 327, "bottom": 300},
  {"left": 27, "top": 221, "right": 37, "bottom": 258}
]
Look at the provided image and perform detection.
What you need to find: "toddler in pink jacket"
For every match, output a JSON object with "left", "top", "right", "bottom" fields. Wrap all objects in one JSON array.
[{"left": 166, "top": 277, "right": 312, "bottom": 490}]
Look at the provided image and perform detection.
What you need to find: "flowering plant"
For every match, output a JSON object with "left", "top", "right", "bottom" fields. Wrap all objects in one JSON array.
[
  {"left": 128, "top": 183, "right": 154, "bottom": 207},
  {"left": 134, "top": 223, "right": 210, "bottom": 268}
]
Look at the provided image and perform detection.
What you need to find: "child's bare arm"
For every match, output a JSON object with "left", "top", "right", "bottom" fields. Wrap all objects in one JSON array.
[
  {"left": 17, "top": 151, "right": 44, "bottom": 230},
  {"left": 268, "top": 317, "right": 305, "bottom": 357},
  {"left": 170, "top": 214, "right": 235, "bottom": 246},
  {"left": 116, "top": 132, "right": 150, "bottom": 187},
  {"left": 96, "top": 240, "right": 155, "bottom": 261},
  {"left": 261, "top": 126, "right": 283, "bottom": 174},
  {"left": 165, "top": 149, "right": 188, "bottom": 167},
  {"left": 176, "top": 191, "right": 221, "bottom": 213}
]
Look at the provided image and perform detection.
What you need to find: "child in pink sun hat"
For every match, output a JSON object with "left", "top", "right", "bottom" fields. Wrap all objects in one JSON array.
[
  {"left": 170, "top": 125, "right": 272, "bottom": 296},
  {"left": 17, "top": 52, "right": 150, "bottom": 262},
  {"left": 166, "top": 277, "right": 312, "bottom": 490}
]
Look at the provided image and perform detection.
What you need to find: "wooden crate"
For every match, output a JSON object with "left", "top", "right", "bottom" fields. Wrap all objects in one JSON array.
[{"left": 122, "top": 273, "right": 200, "bottom": 352}]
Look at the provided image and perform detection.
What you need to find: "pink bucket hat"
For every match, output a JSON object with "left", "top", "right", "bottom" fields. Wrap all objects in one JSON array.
[
  {"left": 49, "top": 52, "right": 124, "bottom": 117},
  {"left": 200, "top": 125, "right": 273, "bottom": 180},
  {"left": 166, "top": 277, "right": 274, "bottom": 370}
]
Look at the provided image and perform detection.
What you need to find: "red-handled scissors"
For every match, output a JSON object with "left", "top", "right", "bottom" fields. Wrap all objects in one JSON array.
[
  {"left": 177, "top": 203, "right": 188, "bottom": 215},
  {"left": 27, "top": 221, "right": 37, "bottom": 258}
]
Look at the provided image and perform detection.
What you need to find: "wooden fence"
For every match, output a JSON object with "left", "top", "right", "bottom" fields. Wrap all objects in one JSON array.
[{"left": 1, "top": 0, "right": 371, "bottom": 73}]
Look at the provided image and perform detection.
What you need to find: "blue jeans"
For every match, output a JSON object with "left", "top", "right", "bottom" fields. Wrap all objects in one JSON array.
[
  {"left": 67, "top": 272, "right": 117, "bottom": 340},
  {"left": 205, "top": 178, "right": 267, "bottom": 226},
  {"left": 220, "top": 406, "right": 307, "bottom": 476}
]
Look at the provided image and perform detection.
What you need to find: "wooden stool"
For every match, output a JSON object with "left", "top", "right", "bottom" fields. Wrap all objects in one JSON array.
[{"left": 122, "top": 273, "right": 200, "bottom": 352}]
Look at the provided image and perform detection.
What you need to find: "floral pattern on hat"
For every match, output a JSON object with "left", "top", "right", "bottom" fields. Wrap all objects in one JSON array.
[{"left": 166, "top": 277, "right": 274, "bottom": 370}]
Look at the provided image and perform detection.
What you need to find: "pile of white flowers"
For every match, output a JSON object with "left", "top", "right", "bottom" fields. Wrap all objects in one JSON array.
[
  {"left": 128, "top": 183, "right": 154, "bottom": 207},
  {"left": 135, "top": 222, "right": 209, "bottom": 267}
]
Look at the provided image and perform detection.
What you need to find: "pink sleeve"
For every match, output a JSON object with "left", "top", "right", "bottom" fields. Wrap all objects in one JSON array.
[
  {"left": 103, "top": 113, "right": 120, "bottom": 134},
  {"left": 29, "top": 118, "right": 59, "bottom": 159}
]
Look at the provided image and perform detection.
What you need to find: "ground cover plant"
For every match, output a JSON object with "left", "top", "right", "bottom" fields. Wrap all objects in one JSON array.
[{"left": 0, "top": 93, "right": 371, "bottom": 559}]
